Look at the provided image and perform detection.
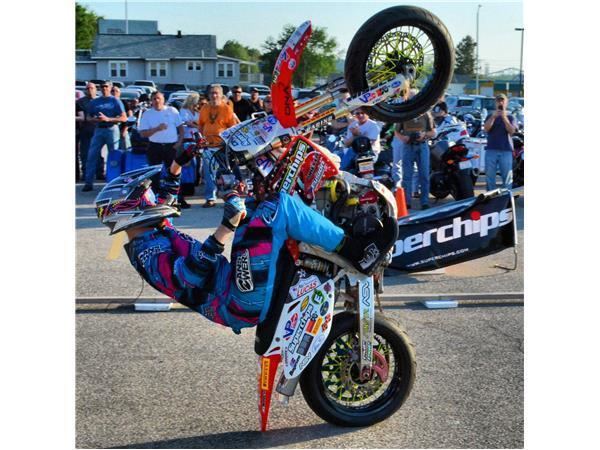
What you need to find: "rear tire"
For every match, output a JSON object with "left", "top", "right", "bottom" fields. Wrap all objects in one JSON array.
[
  {"left": 300, "top": 312, "right": 416, "bottom": 427},
  {"left": 345, "top": 6, "right": 454, "bottom": 123}
]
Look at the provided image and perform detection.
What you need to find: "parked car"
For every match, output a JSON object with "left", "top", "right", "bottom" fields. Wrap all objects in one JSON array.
[
  {"left": 245, "top": 84, "right": 271, "bottom": 95},
  {"left": 470, "top": 95, "right": 496, "bottom": 119},
  {"left": 89, "top": 79, "right": 106, "bottom": 88},
  {"left": 126, "top": 85, "right": 154, "bottom": 96},
  {"left": 131, "top": 80, "right": 157, "bottom": 92},
  {"left": 119, "top": 88, "right": 142, "bottom": 101},
  {"left": 110, "top": 81, "right": 125, "bottom": 89},
  {"left": 162, "top": 83, "right": 189, "bottom": 101},
  {"left": 76, "top": 80, "right": 87, "bottom": 90},
  {"left": 508, "top": 97, "right": 524, "bottom": 111},
  {"left": 167, "top": 90, "right": 196, "bottom": 103},
  {"left": 293, "top": 88, "right": 323, "bottom": 102}
]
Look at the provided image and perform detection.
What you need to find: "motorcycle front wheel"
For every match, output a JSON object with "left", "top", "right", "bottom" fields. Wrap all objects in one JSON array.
[
  {"left": 300, "top": 312, "right": 416, "bottom": 427},
  {"left": 345, "top": 5, "right": 454, "bottom": 123}
]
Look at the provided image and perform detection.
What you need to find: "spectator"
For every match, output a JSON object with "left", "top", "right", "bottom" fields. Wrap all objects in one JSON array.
[
  {"left": 340, "top": 107, "right": 381, "bottom": 169},
  {"left": 230, "top": 85, "right": 254, "bottom": 122},
  {"left": 177, "top": 93, "right": 202, "bottom": 209},
  {"left": 75, "top": 99, "right": 85, "bottom": 181},
  {"left": 76, "top": 82, "right": 101, "bottom": 184},
  {"left": 483, "top": 93, "right": 517, "bottom": 191},
  {"left": 249, "top": 88, "right": 264, "bottom": 113},
  {"left": 82, "top": 81, "right": 127, "bottom": 192},
  {"left": 198, "top": 84, "right": 239, "bottom": 207},
  {"left": 111, "top": 85, "right": 133, "bottom": 151},
  {"left": 263, "top": 95, "right": 273, "bottom": 114},
  {"left": 431, "top": 101, "right": 457, "bottom": 128},
  {"left": 394, "top": 96, "right": 436, "bottom": 209},
  {"left": 139, "top": 91, "right": 184, "bottom": 196}
]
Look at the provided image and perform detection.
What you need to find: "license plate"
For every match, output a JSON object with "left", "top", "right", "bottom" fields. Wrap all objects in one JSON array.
[
  {"left": 358, "top": 161, "right": 374, "bottom": 173},
  {"left": 459, "top": 160, "right": 472, "bottom": 170}
]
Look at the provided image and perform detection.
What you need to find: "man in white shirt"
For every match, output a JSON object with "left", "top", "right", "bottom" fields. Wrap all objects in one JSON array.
[
  {"left": 341, "top": 107, "right": 381, "bottom": 169},
  {"left": 139, "top": 91, "right": 184, "bottom": 190}
]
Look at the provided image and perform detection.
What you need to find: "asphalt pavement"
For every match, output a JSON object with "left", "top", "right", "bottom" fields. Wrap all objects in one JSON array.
[{"left": 76, "top": 304, "right": 523, "bottom": 449}]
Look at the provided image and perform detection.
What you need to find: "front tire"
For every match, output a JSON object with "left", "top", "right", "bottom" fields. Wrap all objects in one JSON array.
[
  {"left": 300, "top": 312, "right": 416, "bottom": 427},
  {"left": 345, "top": 6, "right": 454, "bottom": 123}
]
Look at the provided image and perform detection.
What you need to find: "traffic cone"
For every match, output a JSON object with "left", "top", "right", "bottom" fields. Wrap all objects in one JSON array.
[{"left": 395, "top": 187, "right": 408, "bottom": 218}]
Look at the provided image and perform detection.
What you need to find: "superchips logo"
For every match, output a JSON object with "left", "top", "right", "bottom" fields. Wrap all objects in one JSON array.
[{"left": 281, "top": 141, "right": 308, "bottom": 193}]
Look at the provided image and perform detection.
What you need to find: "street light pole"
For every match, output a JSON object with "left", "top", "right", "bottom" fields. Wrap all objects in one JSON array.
[
  {"left": 125, "top": 0, "right": 129, "bottom": 34},
  {"left": 515, "top": 27, "right": 524, "bottom": 97},
  {"left": 476, "top": 4, "right": 482, "bottom": 95}
]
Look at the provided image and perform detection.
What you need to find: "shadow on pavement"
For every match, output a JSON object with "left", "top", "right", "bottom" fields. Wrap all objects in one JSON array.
[{"left": 113, "top": 423, "right": 357, "bottom": 449}]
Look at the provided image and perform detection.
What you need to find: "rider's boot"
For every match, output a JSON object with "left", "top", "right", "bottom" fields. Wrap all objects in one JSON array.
[{"left": 335, "top": 216, "right": 398, "bottom": 275}]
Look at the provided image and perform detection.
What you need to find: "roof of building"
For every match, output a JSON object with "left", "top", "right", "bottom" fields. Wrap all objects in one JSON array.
[
  {"left": 92, "top": 34, "right": 218, "bottom": 59},
  {"left": 98, "top": 19, "right": 158, "bottom": 35}
]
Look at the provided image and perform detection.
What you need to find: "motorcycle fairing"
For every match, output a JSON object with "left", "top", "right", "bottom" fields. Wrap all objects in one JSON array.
[{"left": 262, "top": 269, "right": 335, "bottom": 380}]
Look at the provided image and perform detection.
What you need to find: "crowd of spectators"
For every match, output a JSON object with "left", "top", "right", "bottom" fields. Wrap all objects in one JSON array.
[{"left": 76, "top": 82, "right": 518, "bottom": 210}]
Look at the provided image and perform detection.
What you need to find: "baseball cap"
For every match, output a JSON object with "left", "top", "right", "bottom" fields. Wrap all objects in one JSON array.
[
  {"left": 250, "top": 87, "right": 259, "bottom": 93},
  {"left": 495, "top": 93, "right": 507, "bottom": 100},
  {"left": 433, "top": 102, "right": 448, "bottom": 114}
]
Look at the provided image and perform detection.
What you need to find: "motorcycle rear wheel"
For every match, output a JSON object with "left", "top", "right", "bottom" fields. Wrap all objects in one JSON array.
[
  {"left": 300, "top": 312, "right": 416, "bottom": 427},
  {"left": 345, "top": 5, "right": 454, "bottom": 123}
]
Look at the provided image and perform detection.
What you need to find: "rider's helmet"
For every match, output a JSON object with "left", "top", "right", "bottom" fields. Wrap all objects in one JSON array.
[
  {"left": 351, "top": 136, "right": 372, "bottom": 154},
  {"left": 95, "top": 165, "right": 180, "bottom": 235}
]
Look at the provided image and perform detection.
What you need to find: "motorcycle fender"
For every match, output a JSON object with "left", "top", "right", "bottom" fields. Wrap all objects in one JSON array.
[{"left": 264, "top": 277, "right": 336, "bottom": 379}]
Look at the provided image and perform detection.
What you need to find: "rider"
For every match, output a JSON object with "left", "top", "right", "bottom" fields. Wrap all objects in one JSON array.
[{"left": 95, "top": 147, "right": 397, "bottom": 333}]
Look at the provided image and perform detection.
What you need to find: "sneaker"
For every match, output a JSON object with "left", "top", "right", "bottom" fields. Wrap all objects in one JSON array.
[
  {"left": 336, "top": 216, "right": 399, "bottom": 275},
  {"left": 202, "top": 200, "right": 216, "bottom": 208},
  {"left": 179, "top": 199, "right": 191, "bottom": 209},
  {"left": 82, "top": 184, "right": 93, "bottom": 192}
]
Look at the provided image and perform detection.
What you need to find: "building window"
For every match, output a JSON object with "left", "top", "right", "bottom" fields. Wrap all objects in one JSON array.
[
  {"left": 217, "top": 62, "right": 234, "bottom": 78},
  {"left": 186, "top": 61, "right": 203, "bottom": 71},
  {"left": 149, "top": 61, "right": 168, "bottom": 78},
  {"left": 109, "top": 61, "right": 127, "bottom": 78}
]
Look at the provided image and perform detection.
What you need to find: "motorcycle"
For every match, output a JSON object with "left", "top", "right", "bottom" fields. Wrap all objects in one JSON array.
[
  {"left": 512, "top": 132, "right": 524, "bottom": 188},
  {"left": 183, "top": 5, "right": 454, "bottom": 431},
  {"left": 429, "top": 122, "right": 479, "bottom": 201}
]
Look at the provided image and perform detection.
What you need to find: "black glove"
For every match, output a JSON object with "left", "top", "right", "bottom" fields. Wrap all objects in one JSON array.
[
  {"left": 221, "top": 191, "right": 247, "bottom": 232},
  {"left": 158, "top": 171, "right": 180, "bottom": 204},
  {"left": 174, "top": 141, "right": 198, "bottom": 166}
]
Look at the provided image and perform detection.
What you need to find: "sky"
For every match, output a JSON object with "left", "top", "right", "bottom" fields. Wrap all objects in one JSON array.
[{"left": 81, "top": 0, "right": 524, "bottom": 74}]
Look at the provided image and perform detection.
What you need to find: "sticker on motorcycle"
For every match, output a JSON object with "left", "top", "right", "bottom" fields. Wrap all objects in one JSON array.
[{"left": 290, "top": 275, "right": 320, "bottom": 299}]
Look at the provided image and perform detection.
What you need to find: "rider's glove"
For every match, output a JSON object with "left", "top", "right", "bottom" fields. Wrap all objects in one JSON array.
[
  {"left": 158, "top": 171, "right": 180, "bottom": 205},
  {"left": 174, "top": 141, "right": 198, "bottom": 166},
  {"left": 221, "top": 191, "right": 247, "bottom": 232}
]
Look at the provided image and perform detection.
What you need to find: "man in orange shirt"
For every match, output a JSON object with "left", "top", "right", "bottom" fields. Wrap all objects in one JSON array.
[{"left": 198, "top": 84, "right": 239, "bottom": 207}]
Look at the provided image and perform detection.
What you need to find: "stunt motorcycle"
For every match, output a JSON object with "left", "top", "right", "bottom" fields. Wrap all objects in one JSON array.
[
  {"left": 107, "top": 6, "right": 454, "bottom": 430},
  {"left": 204, "top": 5, "right": 454, "bottom": 430}
]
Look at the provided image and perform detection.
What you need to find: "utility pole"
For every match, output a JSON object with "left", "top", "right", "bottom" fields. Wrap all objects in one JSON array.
[
  {"left": 125, "top": 0, "right": 129, "bottom": 34},
  {"left": 515, "top": 27, "right": 524, "bottom": 97},
  {"left": 475, "top": 4, "right": 482, "bottom": 95}
]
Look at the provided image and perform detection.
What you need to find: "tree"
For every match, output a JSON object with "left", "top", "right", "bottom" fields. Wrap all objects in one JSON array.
[
  {"left": 76, "top": 3, "right": 102, "bottom": 49},
  {"left": 261, "top": 25, "right": 338, "bottom": 87},
  {"left": 455, "top": 35, "right": 477, "bottom": 76},
  {"left": 219, "top": 40, "right": 262, "bottom": 74}
]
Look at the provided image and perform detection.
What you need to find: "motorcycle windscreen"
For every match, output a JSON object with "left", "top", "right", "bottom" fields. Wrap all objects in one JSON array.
[
  {"left": 389, "top": 190, "right": 517, "bottom": 272},
  {"left": 271, "top": 21, "right": 312, "bottom": 128}
]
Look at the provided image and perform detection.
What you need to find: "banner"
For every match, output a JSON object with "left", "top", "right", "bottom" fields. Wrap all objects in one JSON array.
[{"left": 389, "top": 190, "right": 517, "bottom": 272}]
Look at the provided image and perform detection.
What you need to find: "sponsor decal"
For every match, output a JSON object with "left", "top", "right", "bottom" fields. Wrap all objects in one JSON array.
[
  {"left": 323, "top": 282, "right": 332, "bottom": 293},
  {"left": 311, "top": 289, "right": 326, "bottom": 305},
  {"left": 235, "top": 249, "right": 254, "bottom": 292},
  {"left": 321, "top": 313, "right": 331, "bottom": 332},
  {"left": 260, "top": 358, "right": 270, "bottom": 390},
  {"left": 392, "top": 208, "right": 514, "bottom": 257},
  {"left": 309, "top": 317, "right": 323, "bottom": 335},
  {"left": 297, "top": 334, "right": 314, "bottom": 356},
  {"left": 281, "top": 141, "right": 308, "bottom": 193},
  {"left": 305, "top": 312, "right": 318, "bottom": 334},
  {"left": 137, "top": 245, "right": 163, "bottom": 265},
  {"left": 256, "top": 155, "right": 275, "bottom": 177},
  {"left": 358, "top": 243, "right": 380, "bottom": 269},
  {"left": 288, "top": 304, "right": 314, "bottom": 352},
  {"left": 360, "top": 282, "right": 371, "bottom": 307},
  {"left": 320, "top": 301, "right": 329, "bottom": 317},
  {"left": 311, "top": 334, "right": 326, "bottom": 353},
  {"left": 283, "top": 312, "right": 299, "bottom": 340},
  {"left": 298, "top": 352, "right": 312, "bottom": 370},
  {"left": 300, "top": 296, "right": 310, "bottom": 311},
  {"left": 290, "top": 275, "right": 320, "bottom": 299}
]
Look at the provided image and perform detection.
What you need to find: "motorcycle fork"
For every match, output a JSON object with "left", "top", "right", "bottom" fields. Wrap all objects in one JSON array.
[
  {"left": 347, "top": 275, "right": 376, "bottom": 380},
  {"left": 257, "top": 354, "right": 281, "bottom": 432}
]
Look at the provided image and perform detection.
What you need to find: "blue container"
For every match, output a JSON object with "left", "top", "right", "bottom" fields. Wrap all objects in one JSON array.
[
  {"left": 106, "top": 150, "right": 125, "bottom": 182},
  {"left": 124, "top": 152, "right": 149, "bottom": 172}
]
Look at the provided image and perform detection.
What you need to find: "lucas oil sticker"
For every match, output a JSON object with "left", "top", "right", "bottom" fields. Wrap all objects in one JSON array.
[{"left": 290, "top": 275, "right": 319, "bottom": 299}]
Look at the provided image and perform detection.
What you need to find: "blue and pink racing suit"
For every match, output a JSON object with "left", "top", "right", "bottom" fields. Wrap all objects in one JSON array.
[{"left": 125, "top": 192, "right": 345, "bottom": 333}]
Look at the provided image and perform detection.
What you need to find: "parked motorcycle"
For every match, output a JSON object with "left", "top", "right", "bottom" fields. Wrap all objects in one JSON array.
[
  {"left": 194, "top": 5, "right": 455, "bottom": 431},
  {"left": 429, "top": 122, "right": 478, "bottom": 200},
  {"left": 512, "top": 132, "right": 524, "bottom": 188}
]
